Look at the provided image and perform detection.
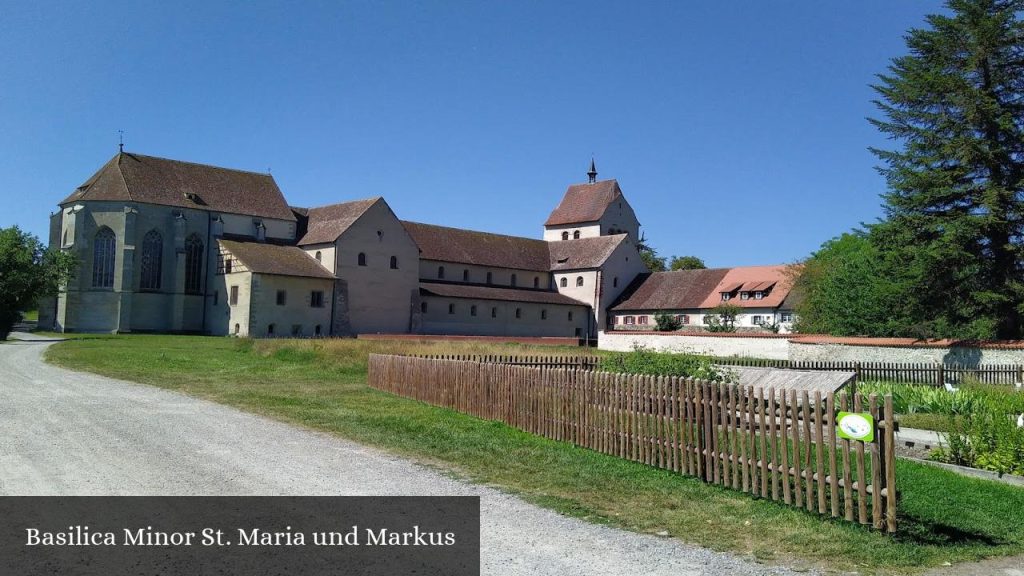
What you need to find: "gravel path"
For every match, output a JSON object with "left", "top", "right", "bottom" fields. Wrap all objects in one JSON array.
[{"left": 0, "top": 333, "right": 809, "bottom": 576}]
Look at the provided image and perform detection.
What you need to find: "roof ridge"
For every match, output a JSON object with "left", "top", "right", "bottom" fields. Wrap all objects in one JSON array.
[
  {"left": 401, "top": 220, "right": 546, "bottom": 244},
  {"left": 307, "top": 197, "right": 381, "bottom": 212},
  {"left": 121, "top": 151, "right": 276, "bottom": 178}
]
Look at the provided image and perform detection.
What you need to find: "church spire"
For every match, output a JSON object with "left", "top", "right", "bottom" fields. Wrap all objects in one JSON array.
[{"left": 587, "top": 157, "right": 597, "bottom": 183}]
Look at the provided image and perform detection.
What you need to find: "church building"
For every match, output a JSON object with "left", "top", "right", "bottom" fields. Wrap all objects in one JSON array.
[{"left": 39, "top": 152, "right": 649, "bottom": 339}]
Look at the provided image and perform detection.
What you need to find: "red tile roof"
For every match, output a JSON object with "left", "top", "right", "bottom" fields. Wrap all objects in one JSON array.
[
  {"left": 700, "top": 265, "right": 793, "bottom": 309},
  {"left": 219, "top": 240, "right": 335, "bottom": 279},
  {"left": 402, "top": 221, "right": 551, "bottom": 272},
  {"left": 610, "top": 269, "right": 731, "bottom": 311},
  {"left": 548, "top": 235, "right": 627, "bottom": 270},
  {"left": 544, "top": 180, "right": 623, "bottom": 226},
  {"left": 62, "top": 152, "right": 295, "bottom": 221},
  {"left": 297, "top": 197, "right": 380, "bottom": 245},
  {"left": 420, "top": 281, "right": 588, "bottom": 306}
]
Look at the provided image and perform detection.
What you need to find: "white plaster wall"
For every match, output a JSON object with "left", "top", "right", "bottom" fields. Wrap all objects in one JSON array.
[
  {"left": 421, "top": 297, "right": 588, "bottom": 338},
  {"left": 420, "top": 259, "right": 550, "bottom": 289},
  {"left": 208, "top": 270, "right": 252, "bottom": 336},
  {"left": 598, "top": 331, "right": 791, "bottom": 360},
  {"left": 543, "top": 223, "right": 601, "bottom": 241},
  {"left": 597, "top": 196, "right": 640, "bottom": 240},
  {"left": 789, "top": 342, "right": 1024, "bottom": 365}
]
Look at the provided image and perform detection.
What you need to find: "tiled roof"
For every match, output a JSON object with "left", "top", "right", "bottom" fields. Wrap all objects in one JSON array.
[
  {"left": 403, "top": 221, "right": 551, "bottom": 272},
  {"left": 61, "top": 152, "right": 295, "bottom": 221},
  {"left": 420, "top": 281, "right": 588, "bottom": 306},
  {"left": 548, "top": 235, "right": 627, "bottom": 271},
  {"left": 700, "top": 265, "right": 793, "bottom": 309},
  {"left": 544, "top": 179, "right": 623, "bottom": 226},
  {"left": 219, "top": 240, "right": 335, "bottom": 279},
  {"left": 610, "top": 269, "right": 731, "bottom": 311},
  {"left": 297, "top": 197, "right": 380, "bottom": 245}
]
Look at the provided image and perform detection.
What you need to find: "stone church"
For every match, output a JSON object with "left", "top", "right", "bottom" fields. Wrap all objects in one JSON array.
[{"left": 40, "top": 152, "right": 651, "bottom": 339}]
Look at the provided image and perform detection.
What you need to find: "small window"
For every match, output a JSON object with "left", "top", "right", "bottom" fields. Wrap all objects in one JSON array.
[
  {"left": 462, "top": 269, "right": 469, "bottom": 281},
  {"left": 358, "top": 253, "right": 367, "bottom": 266},
  {"left": 229, "top": 285, "right": 239, "bottom": 306},
  {"left": 486, "top": 272, "right": 492, "bottom": 285},
  {"left": 740, "top": 292, "right": 750, "bottom": 300},
  {"left": 575, "top": 327, "right": 582, "bottom": 337},
  {"left": 613, "top": 277, "right": 618, "bottom": 288},
  {"left": 680, "top": 314, "right": 690, "bottom": 325},
  {"left": 573, "top": 230, "right": 580, "bottom": 239},
  {"left": 624, "top": 316, "right": 635, "bottom": 325},
  {"left": 314, "top": 324, "right": 322, "bottom": 336},
  {"left": 541, "top": 309, "right": 547, "bottom": 320},
  {"left": 438, "top": 266, "right": 445, "bottom": 279},
  {"left": 510, "top": 274, "right": 517, "bottom": 287},
  {"left": 233, "top": 323, "right": 240, "bottom": 335},
  {"left": 311, "top": 290, "right": 325, "bottom": 308},
  {"left": 576, "top": 276, "right": 584, "bottom": 287},
  {"left": 315, "top": 251, "right": 322, "bottom": 262},
  {"left": 224, "top": 258, "right": 233, "bottom": 274},
  {"left": 213, "top": 290, "right": 219, "bottom": 306},
  {"left": 561, "top": 231, "right": 569, "bottom": 241},
  {"left": 638, "top": 316, "right": 648, "bottom": 325},
  {"left": 754, "top": 291, "right": 764, "bottom": 300},
  {"left": 276, "top": 290, "right": 287, "bottom": 306},
  {"left": 781, "top": 312, "right": 794, "bottom": 323},
  {"left": 421, "top": 301, "right": 428, "bottom": 313},
  {"left": 721, "top": 293, "right": 731, "bottom": 301},
  {"left": 390, "top": 256, "right": 398, "bottom": 269},
  {"left": 515, "top": 308, "right": 522, "bottom": 319},
  {"left": 568, "top": 311, "right": 574, "bottom": 321},
  {"left": 471, "top": 305, "right": 477, "bottom": 316},
  {"left": 448, "top": 303, "right": 455, "bottom": 315},
  {"left": 533, "top": 277, "right": 539, "bottom": 288},
  {"left": 560, "top": 278, "right": 567, "bottom": 288},
  {"left": 268, "top": 324, "right": 275, "bottom": 336},
  {"left": 291, "top": 324, "right": 302, "bottom": 337},
  {"left": 491, "top": 307, "right": 497, "bottom": 318}
]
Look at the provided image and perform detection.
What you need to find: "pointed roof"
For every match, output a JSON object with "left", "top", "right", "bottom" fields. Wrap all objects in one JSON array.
[
  {"left": 61, "top": 152, "right": 295, "bottom": 221},
  {"left": 544, "top": 179, "right": 623, "bottom": 226},
  {"left": 402, "top": 221, "right": 551, "bottom": 271},
  {"left": 610, "top": 269, "right": 731, "bottom": 311},
  {"left": 699, "top": 265, "right": 792, "bottom": 309},
  {"left": 219, "top": 240, "right": 335, "bottom": 279},
  {"left": 297, "top": 197, "right": 381, "bottom": 245}
]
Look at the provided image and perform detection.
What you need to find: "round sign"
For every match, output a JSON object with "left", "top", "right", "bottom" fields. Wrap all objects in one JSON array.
[{"left": 839, "top": 413, "right": 872, "bottom": 440}]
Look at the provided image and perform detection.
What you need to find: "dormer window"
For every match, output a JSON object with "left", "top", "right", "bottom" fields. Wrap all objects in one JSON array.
[
  {"left": 740, "top": 292, "right": 750, "bottom": 300},
  {"left": 754, "top": 291, "right": 764, "bottom": 300},
  {"left": 721, "top": 293, "right": 731, "bottom": 301}
]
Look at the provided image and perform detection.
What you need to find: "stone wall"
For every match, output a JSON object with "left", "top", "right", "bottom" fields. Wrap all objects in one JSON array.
[
  {"left": 789, "top": 341, "right": 1024, "bottom": 365},
  {"left": 598, "top": 331, "right": 791, "bottom": 360}
]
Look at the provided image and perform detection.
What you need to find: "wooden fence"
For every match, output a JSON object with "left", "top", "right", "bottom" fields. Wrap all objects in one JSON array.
[
  {"left": 369, "top": 354, "right": 898, "bottom": 532},
  {"left": 714, "top": 358, "right": 1024, "bottom": 386},
  {"left": 417, "top": 354, "right": 601, "bottom": 370}
]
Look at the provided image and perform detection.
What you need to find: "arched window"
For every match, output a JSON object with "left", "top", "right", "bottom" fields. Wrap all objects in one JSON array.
[
  {"left": 470, "top": 305, "right": 477, "bottom": 316},
  {"left": 314, "top": 324, "right": 322, "bottom": 336},
  {"left": 510, "top": 274, "right": 517, "bottom": 287},
  {"left": 486, "top": 272, "right": 492, "bottom": 285},
  {"left": 421, "top": 301, "right": 428, "bottom": 313},
  {"left": 390, "top": 256, "right": 398, "bottom": 269},
  {"left": 438, "top": 266, "right": 445, "bottom": 279},
  {"left": 613, "top": 277, "right": 618, "bottom": 288},
  {"left": 62, "top": 229, "right": 68, "bottom": 246},
  {"left": 184, "top": 234, "right": 204, "bottom": 294},
  {"left": 541, "top": 309, "right": 547, "bottom": 320},
  {"left": 576, "top": 276, "right": 584, "bottom": 287},
  {"left": 448, "top": 303, "right": 455, "bottom": 314},
  {"left": 533, "top": 276, "right": 539, "bottom": 288},
  {"left": 91, "top": 227, "right": 116, "bottom": 288},
  {"left": 515, "top": 308, "right": 522, "bottom": 319},
  {"left": 315, "top": 251, "right": 322, "bottom": 262},
  {"left": 561, "top": 231, "right": 569, "bottom": 241},
  {"left": 140, "top": 230, "right": 163, "bottom": 291},
  {"left": 560, "top": 277, "right": 567, "bottom": 288},
  {"left": 491, "top": 307, "right": 497, "bottom": 318},
  {"left": 233, "top": 323, "right": 240, "bottom": 335},
  {"left": 462, "top": 269, "right": 469, "bottom": 281},
  {"left": 573, "top": 230, "right": 580, "bottom": 239},
  {"left": 568, "top": 311, "right": 574, "bottom": 321},
  {"left": 357, "top": 252, "right": 367, "bottom": 266},
  {"left": 267, "top": 323, "right": 275, "bottom": 336}
]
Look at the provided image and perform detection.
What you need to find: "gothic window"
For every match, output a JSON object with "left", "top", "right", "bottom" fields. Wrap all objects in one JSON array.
[
  {"left": 91, "top": 227, "right": 116, "bottom": 288},
  {"left": 139, "top": 230, "right": 163, "bottom": 291},
  {"left": 184, "top": 234, "right": 204, "bottom": 294}
]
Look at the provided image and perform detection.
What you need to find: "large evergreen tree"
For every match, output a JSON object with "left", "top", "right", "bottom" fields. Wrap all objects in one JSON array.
[{"left": 869, "top": 0, "right": 1024, "bottom": 339}]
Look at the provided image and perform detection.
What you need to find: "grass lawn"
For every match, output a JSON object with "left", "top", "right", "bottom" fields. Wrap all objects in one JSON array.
[
  {"left": 21, "top": 310, "right": 38, "bottom": 322},
  {"left": 43, "top": 334, "right": 1024, "bottom": 575}
]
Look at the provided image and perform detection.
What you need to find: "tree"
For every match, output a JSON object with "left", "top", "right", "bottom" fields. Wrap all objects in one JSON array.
[
  {"left": 654, "top": 311, "right": 681, "bottom": 331},
  {"left": 791, "top": 232, "right": 908, "bottom": 336},
  {"left": 868, "top": 0, "right": 1024, "bottom": 339},
  {"left": 704, "top": 303, "right": 741, "bottom": 333},
  {"left": 669, "top": 255, "right": 706, "bottom": 271},
  {"left": 636, "top": 235, "right": 666, "bottom": 272},
  {"left": 0, "top": 227, "right": 76, "bottom": 340}
]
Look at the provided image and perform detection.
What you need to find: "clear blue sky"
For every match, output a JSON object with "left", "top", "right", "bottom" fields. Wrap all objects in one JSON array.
[{"left": 0, "top": 1, "right": 942, "bottom": 267}]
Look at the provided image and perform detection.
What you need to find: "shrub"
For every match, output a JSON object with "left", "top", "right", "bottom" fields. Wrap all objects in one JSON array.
[
  {"left": 598, "top": 344, "right": 734, "bottom": 382},
  {"left": 653, "top": 312, "right": 681, "bottom": 332}
]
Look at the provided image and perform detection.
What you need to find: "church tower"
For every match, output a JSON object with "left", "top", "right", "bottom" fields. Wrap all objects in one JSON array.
[{"left": 542, "top": 159, "right": 641, "bottom": 242}]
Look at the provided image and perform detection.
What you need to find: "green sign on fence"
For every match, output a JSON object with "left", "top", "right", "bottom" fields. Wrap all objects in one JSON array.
[{"left": 837, "top": 412, "right": 875, "bottom": 442}]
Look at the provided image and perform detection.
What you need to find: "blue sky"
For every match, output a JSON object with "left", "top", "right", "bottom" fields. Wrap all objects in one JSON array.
[{"left": 0, "top": 1, "right": 941, "bottom": 267}]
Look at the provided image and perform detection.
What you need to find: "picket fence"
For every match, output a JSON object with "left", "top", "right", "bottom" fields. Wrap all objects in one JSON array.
[
  {"left": 713, "top": 358, "right": 1024, "bottom": 386},
  {"left": 369, "top": 354, "right": 898, "bottom": 533}
]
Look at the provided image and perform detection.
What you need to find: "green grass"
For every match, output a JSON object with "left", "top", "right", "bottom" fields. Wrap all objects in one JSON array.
[
  {"left": 43, "top": 334, "right": 1024, "bottom": 574},
  {"left": 20, "top": 310, "right": 38, "bottom": 322}
]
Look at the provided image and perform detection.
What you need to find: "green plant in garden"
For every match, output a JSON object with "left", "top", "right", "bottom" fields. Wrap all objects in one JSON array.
[
  {"left": 653, "top": 312, "right": 681, "bottom": 332},
  {"left": 704, "top": 303, "right": 741, "bottom": 333},
  {"left": 598, "top": 344, "right": 733, "bottom": 382}
]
